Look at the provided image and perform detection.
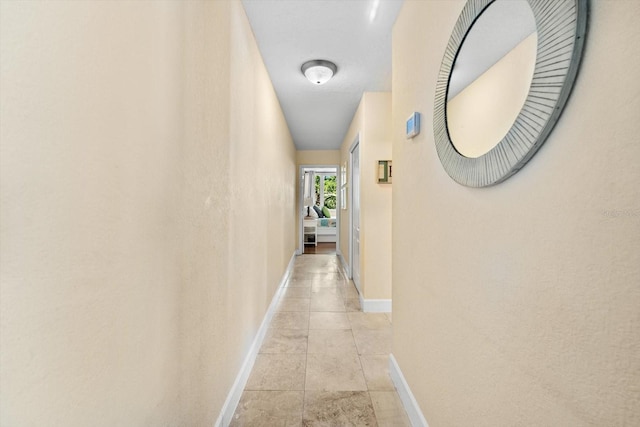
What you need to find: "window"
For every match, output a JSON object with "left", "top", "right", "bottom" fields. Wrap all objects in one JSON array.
[{"left": 314, "top": 174, "right": 337, "bottom": 209}]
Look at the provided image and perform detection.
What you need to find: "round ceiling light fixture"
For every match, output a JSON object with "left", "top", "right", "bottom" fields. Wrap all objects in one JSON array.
[{"left": 301, "top": 59, "right": 337, "bottom": 85}]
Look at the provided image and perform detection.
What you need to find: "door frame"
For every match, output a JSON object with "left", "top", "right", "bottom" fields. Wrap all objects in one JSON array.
[
  {"left": 298, "top": 164, "right": 341, "bottom": 255},
  {"left": 348, "top": 134, "right": 360, "bottom": 287}
]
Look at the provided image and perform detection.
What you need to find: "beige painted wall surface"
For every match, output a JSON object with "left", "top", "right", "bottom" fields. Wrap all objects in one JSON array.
[
  {"left": 180, "top": 2, "right": 296, "bottom": 424},
  {"left": 392, "top": 1, "right": 640, "bottom": 426},
  {"left": 360, "top": 93, "right": 392, "bottom": 300},
  {"left": 296, "top": 150, "right": 341, "bottom": 166},
  {"left": 339, "top": 93, "right": 392, "bottom": 300},
  {"left": 339, "top": 102, "right": 365, "bottom": 268},
  {"left": 0, "top": 1, "right": 296, "bottom": 425}
]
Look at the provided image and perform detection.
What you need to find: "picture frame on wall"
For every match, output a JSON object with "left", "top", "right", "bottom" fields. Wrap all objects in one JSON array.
[{"left": 377, "top": 160, "right": 392, "bottom": 184}]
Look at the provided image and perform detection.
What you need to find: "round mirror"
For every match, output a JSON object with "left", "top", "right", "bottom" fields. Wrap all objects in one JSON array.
[
  {"left": 447, "top": 0, "right": 537, "bottom": 158},
  {"left": 433, "top": 0, "right": 588, "bottom": 187}
]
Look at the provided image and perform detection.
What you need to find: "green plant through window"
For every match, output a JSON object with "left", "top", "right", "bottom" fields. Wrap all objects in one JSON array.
[{"left": 314, "top": 174, "right": 337, "bottom": 209}]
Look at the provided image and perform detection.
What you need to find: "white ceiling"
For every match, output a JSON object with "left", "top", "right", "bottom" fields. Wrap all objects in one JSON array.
[
  {"left": 242, "top": 0, "right": 536, "bottom": 150},
  {"left": 241, "top": 0, "right": 404, "bottom": 151}
]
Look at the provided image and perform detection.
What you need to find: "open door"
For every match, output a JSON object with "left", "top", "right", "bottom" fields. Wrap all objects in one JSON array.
[
  {"left": 350, "top": 142, "right": 361, "bottom": 291},
  {"left": 300, "top": 166, "right": 339, "bottom": 255}
]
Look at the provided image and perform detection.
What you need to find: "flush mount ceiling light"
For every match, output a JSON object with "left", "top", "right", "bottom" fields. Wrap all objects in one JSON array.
[{"left": 301, "top": 60, "right": 337, "bottom": 85}]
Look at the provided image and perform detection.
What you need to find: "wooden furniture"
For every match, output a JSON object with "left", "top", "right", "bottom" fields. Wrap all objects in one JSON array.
[{"left": 303, "top": 219, "right": 317, "bottom": 246}]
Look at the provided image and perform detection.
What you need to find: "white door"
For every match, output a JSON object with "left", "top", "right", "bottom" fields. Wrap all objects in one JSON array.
[
  {"left": 351, "top": 142, "right": 361, "bottom": 291},
  {"left": 299, "top": 168, "right": 307, "bottom": 254}
]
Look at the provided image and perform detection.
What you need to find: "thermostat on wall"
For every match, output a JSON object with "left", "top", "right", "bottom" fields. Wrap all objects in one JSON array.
[{"left": 406, "top": 112, "right": 420, "bottom": 139}]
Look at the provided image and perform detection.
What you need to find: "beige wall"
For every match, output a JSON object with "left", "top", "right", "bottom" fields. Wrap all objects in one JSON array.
[
  {"left": 392, "top": 1, "right": 640, "bottom": 426},
  {"left": 0, "top": 1, "right": 296, "bottom": 425},
  {"left": 339, "top": 93, "right": 392, "bottom": 300},
  {"left": 296, "top": 150, "right": 341, "bottom": 166},
  {"left": 339, "top": 103, "right": 364, "bottom": 268}
]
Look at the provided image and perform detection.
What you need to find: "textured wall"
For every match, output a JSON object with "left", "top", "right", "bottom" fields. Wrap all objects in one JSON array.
[
  {"left": 392, "top": 1, "right": 640, "bottom": 425},
  {"left": 296, "top": 150, "right": 341, "bottom": 166},
  {"left": 0, "top": 1, "right": 296, "bottom": 425},
  {"left": 339, "top": 99, "right": 364, "bottom": 268},
  {"left": 339, "top": 93, "right": 392, "bottom": 300}
]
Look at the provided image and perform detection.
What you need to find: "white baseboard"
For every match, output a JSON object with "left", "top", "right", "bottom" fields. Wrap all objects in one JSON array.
[
  {"left": 336, "top": 249, "right": 350, "bottom": 278},
  {"left": 389, "top": 354, "right": 429, "bottom": 427},
  {"left": 360, "top": 297, "right": 392, "bottom": 313},
  {"left": 214, "top": 252, "right": 297, "bottom": 427},
  {"left": 336, "top": 249, "right": 389, "bottom": 313}
]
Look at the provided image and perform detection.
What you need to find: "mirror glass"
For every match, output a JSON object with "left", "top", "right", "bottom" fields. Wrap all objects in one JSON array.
[{"left": 446, "top": 0, "right": 537, "bottom": 158}]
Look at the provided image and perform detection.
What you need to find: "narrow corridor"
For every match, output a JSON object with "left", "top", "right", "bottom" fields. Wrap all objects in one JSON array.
[{"left": 230, "top": 254, "right": 410, "bottom": 426}]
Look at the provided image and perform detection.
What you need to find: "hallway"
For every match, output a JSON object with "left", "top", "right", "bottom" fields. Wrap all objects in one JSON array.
[
  {"left": 230, "top": 255, "right": 409, "bottom": 426},
  {"left": 2, "top": 1, "right": 638, "bottom": 425}
]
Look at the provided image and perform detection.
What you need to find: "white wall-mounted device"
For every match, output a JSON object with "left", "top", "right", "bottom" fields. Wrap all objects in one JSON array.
[{"left": 406, "top": 112, "right": 420, "bottom": 139}]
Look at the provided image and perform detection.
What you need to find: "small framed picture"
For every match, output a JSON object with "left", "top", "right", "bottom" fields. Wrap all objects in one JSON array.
[{"left": 377, "top": 160, "right": 392, "bottom": 184}]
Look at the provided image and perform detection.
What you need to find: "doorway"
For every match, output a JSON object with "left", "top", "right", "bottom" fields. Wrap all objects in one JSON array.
[
  {"left": 299, "top": 165, "right": 340, "bottom": 255},
  {"left": 350, "top": 139, "right": 361, "bottom": 291}
]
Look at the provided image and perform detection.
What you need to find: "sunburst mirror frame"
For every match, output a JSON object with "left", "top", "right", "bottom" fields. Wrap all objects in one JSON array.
[{"left": 433, "top": 0, "right": 588, "bottom": 187}]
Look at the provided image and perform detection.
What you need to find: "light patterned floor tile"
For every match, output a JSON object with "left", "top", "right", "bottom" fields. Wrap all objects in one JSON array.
[
  {"left": 307, "top": 329, "right": 358, "bottom": 356},
  {"left": 246, "top": 354, "right": 306, "bottom": 391},
  {"left": 238, "top": 254, "right": 403, "bottom": 427},
  {"left": 341, "top": 284, "right": 360, "bottom": 299},
  {"left": 260, "top": 329, "right": 308, "bottom": 354},
  {"left": 353, "top": 328, "right": 392, "bottom": 355},
  {"left": 345, "top": 298, "right": 362, "bottom": 312},
  {"left": 311, "top": 287, "right": 342, "bottom": 298},
  {"left": 305, "top": 353, "right": 367, "bottom": 391},
  {"left": 348, "top": 312, "right": 391, "bottom": 330},
  {"left": 309, "top": 312, "right": 351, "bottom": 329},
  {"left": 311, "top": 281, "right": 342, "bottom": 290},
  {"left": 270, "top": 312, "right": 309, "bottom": 330},
  {"left": 303, "top": 391, "right": 377, "bottom": 427},
  {"left": 282, "top": 286, "right": 312, "bottom": 298},
  {"left": 310, "top": 294, "right": 345, "bottom": 312},
  {"left": 369, "top": 391, "right": 411, "bottom": 427},
  {"left": 277, "top": 298, "right": 310, "bottom": 312},
  {"left": 359, "top": 355, "right": 395, "bottom": 391},
  {"left": 286, "top": 279, "right": 313, "bottom": 288},
  {"left": 230, "top": 391, "right": 303, "bottom": 427}
]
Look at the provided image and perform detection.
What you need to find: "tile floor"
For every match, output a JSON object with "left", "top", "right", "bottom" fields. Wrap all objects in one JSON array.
[{"left": 230, "top": 254, "right": 411, "bottom": 427}]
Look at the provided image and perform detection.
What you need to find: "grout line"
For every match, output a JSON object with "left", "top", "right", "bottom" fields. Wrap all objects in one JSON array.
[
  {"left": 300, "top": 292, "right": 313, "bottom": 423},
  {"left": 279, "top": 255, "right": 384, "bottom": 423}
]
